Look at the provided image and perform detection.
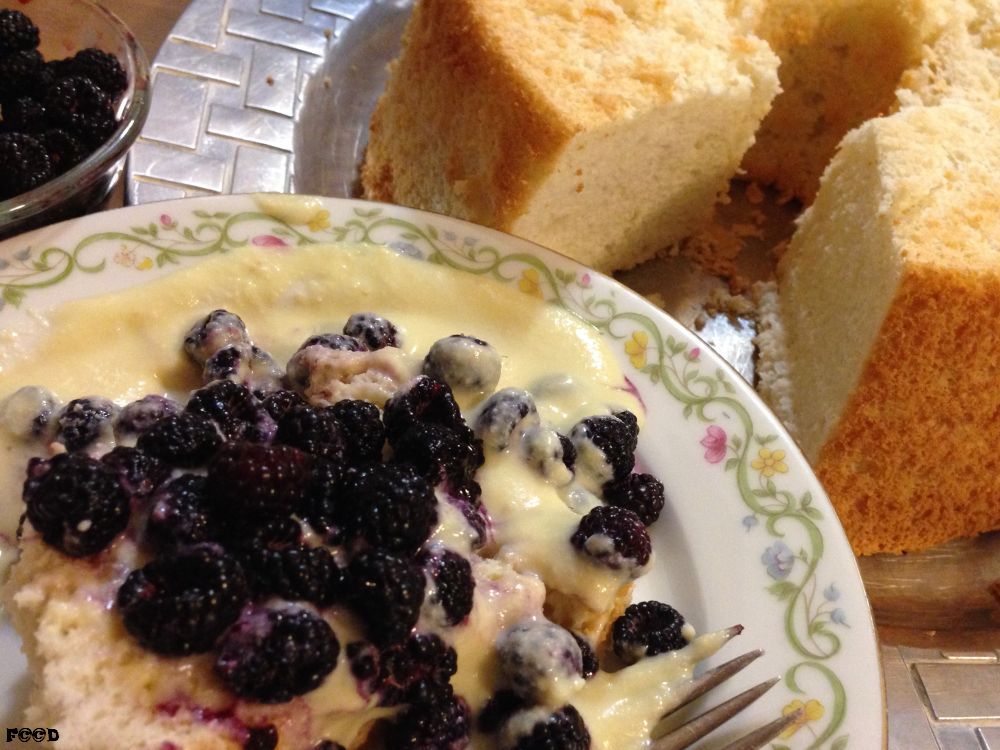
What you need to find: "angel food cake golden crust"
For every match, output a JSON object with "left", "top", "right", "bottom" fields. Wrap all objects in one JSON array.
[
  {"left": 361, "top": 0, "right": 780, "bottom": 273},
  {"left": 755, "top": 101, "right": 1000, "bottom": 555},
  {"left": 0, "top": 242, "right": 736, "bottom": 749}
]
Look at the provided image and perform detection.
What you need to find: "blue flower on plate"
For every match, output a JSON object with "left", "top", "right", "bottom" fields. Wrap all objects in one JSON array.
[
  {"left": 762, "top": 540, "right": 794, "bottom": 580},
  {"left": 831, "top": 608, "right": 849, "bottom": 626},
  {"left": 388, "top": 241, "right": 423, "bottom": 260},
  {"left": 824, "top": 583, "right": 841, "bottom": 602},
  {"left": 742, "top": 514, "right": 759, "bottom": 532},
  {"left": 443, "top": 230, "right": 457, "bottom": 242}
]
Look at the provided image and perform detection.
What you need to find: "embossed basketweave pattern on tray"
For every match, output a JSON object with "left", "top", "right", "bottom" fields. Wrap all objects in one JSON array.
[{"left": 126, "top": 0, "right": 367, "bottom": 204}]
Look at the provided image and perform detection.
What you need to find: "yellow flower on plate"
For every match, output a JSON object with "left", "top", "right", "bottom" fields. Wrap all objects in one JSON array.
[
  {"left": 307, "top": 209, "right": 331, "bottom": 232},
  {"left": 751, "top": 447, "right": 788, "bottom": 477},
  {"left": 518, "top": 267, "right": 543, "bottom": 298},
  {"left": 624, "top": 330, "right": 649, "bottom": 369},
  {"left": 780, "top": 698, "right": 825, "bottom": 738},
  {"left": 136, "top": 257, "right": 154, "bottom": 271}
]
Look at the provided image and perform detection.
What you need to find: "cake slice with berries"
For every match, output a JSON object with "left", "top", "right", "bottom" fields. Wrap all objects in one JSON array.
[{"left": 1, "top": 243, "right": 738, "bottom": 749}]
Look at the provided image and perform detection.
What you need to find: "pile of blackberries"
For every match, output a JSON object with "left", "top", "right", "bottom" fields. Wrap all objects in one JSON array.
[{"left": 0, "top": 9, "right": 127, "bottom": 201}]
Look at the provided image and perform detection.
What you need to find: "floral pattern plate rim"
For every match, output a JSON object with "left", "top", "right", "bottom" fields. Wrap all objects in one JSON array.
[{"left": 0, "top": 194, "right": 884, "bottom": 749}]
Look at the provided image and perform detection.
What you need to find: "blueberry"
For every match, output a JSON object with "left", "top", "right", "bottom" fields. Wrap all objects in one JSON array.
[
  {"left": 474, "top": 389, "right": 539, "bottom": 451},
  {"left": 55, "top": 396, "right": 119, "bottom": 452},
  {"left": 183, "top": 309, "right": 250, "bottom": 365},
  {"left": 114, "top": 394, "right": 181, "bottom": 442},
  {"left": 343, "top": 313, "right": 398, "bottom": 350},
  {"left": 422, "top": 334, "right": 502, "bottom": 401},
  {"left": 496, "top": 620, "right": 584, "bottom": 702},
  {"left": 0, "top": 385, "right": 58, "bottom": 441}
]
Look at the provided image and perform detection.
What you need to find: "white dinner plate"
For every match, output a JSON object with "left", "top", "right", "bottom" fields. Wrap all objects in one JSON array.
[{"left": 0, "top": 195, "right": 884, "bottom": 748}]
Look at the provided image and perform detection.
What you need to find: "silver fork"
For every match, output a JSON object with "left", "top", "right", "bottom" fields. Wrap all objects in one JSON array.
[{"left": 651, "top": 647, "right": 804, "bottom": 750}]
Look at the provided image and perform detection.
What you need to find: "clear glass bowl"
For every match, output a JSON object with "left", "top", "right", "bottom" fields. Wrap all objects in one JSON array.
[{"left": 0, "top": 0, "right": 150, "bottom": 239}]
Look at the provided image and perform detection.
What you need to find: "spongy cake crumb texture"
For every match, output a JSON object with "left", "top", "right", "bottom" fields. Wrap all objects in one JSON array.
[
  {"left": 758, "top": 101, "right": 1000, "bottom": 555},
  {"left": 361, "top": 0, "right": 780, "bottom": 272}
]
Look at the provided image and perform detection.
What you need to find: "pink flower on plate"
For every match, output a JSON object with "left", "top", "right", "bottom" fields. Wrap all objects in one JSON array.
[
  {"left": 686, "top": 346, "right": 701, "bottom": 362},
  {"left": 700, "top": 425, "right": 727, "bottom": 464},
  {"left": 251, "top": 234, "right": 289, "bottom": 248},
  {"left": 159, "top": 213, "right": 175, "bottom": 228}
]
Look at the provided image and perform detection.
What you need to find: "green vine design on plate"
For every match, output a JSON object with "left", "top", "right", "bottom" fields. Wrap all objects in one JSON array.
[{"left": 0, "top": 205, "right": 852, "bottom": 748}]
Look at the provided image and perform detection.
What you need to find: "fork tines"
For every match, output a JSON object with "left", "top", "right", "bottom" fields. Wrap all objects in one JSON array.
[{"left": 650, "top": 644, "right": 800, "bottom": 750}]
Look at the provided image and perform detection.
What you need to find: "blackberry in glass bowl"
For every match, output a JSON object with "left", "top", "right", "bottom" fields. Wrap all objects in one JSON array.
[{"left": 0, "top": 0, "right": 149, "bottom": 239}]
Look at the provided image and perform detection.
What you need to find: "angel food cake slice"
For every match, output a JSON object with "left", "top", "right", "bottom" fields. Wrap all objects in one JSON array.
[
  {"left": 755, "top": 101, "right": 1000, "bottom": 555},
  {"left": 1, "top": 242, "right": 741, "bottom": 749},
  {"left": 361, "top": 0, "right": 779, "bottom": 273}
]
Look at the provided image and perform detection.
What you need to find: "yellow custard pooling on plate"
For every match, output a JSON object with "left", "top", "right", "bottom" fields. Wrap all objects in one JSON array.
[{"left": 0, "top": 241, "right": 735, "bottom": 749}]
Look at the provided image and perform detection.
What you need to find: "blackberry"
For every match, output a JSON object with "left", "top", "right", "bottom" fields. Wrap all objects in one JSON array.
[
  {"left": 502, "top": 705, "right": 590, "bottom": 750},
  {"left": 570, "top": 412, "right": 639, "bottom": 484},
  {"left": 54, "top": 396, "right": 118, "bottom": 452},
  {"left": 0, "top": 385, "right": 58, "bottom": 441},
  {"left": 497, "top": 621, "right": 584, "bottom": 701},
  {"left": 477, "top": 690, "right": 529, "bottom": 734},
  {"left": 418, "top": 547, "right": 475, "bottom": 627},
  {"left": 562, "top": 429, "right": 581, "bottom": 469},
  {"left": 136, "top": 412, "right": 222, "bottom": 467},
  {"left": 114, "top": 394, "right": 182, "bottom": 442},
  {"left": 603, "top": 473, "right": 665, "bottom": 526},
  {"left": 186, "top": 380, "right": 276, "bottom": 443},
  {"left": 372, "top": 633, "right": 458, "bottom": 706},
  {"left": 243, "top": 725, "right": 278, "bottom": 750},
  {"left": 335, "top": 463, "right": 437, "bottom": 555},
  {"left": 261, "top": 389, "right": 307, "bottom": 421},
  {"left": 299, "top": 332, "right": 364, "bottom": 352},
  {"left": 0, "top": 10, "right": 39, "bottom": 55},
  {"left": 117, "top": 544, "right": 249, "bottom": 656},
  {"left": 392, "top": 422, "right": 483, "bottom": 496},
  {"left": 1, "top": 96, "right": 45, "bottom": 134},
  {"left": 383, "top": 684, "right": 471, "bottom": 750},
  {"left": 611, "top": 601, "right": 688, "bottom": 664},
  {"left": 207, "top": 441, "right": 313, "bottom": 519},
  {"left": 144, "top": 474, "right": 213, "bottom": 553},
  {"left": 100, "top": 446, "right": 170, "bottom": 498},
  {"left": 295, "top": 457, "right": 344, "bottom": 542},
  {"left": 422, "top": 334, "right": 502, "bottom": 398},
  {"left": 183, "top": 309, "right": 250, "bottom": 365},
  {"left": 23, "top": 452, "right": 129, "bottom": 557},
  {"left": 382, "top": 376, "right": 467, "bottom": 445},
  {"left": 218, "top": 513, "right": 303, "bottom": 551},
  {"left": 344, "top": 549, "right": 425, "bottom": 646},
  {"left": 474, "top": 389, "right": 539, "bottom": 451},
  {"left": 214, "top": 605, "right": 339, "bottom": 703},
  {"left": 43, "top": 75, "right": 116, "bottom": 147},
  {"left": 238, "top": 544, "right": 342, "bottom": 606},
  {"left": 60, "top": 48, "right": 127, "bottom": 98},
  {"left": 521, "top": 425, "right": 573, "bottom": 483},
  {"left": 614, "top": 409, "right": 640, "bottom": 444},
  {"left": 0, "top": 49, "right": 45, "bottom": 100},
  {"left": 38, "top": 128, "right": 88, "bottom": 173},
  {"left": 570, "top": 505, "right": 651, "bottom": 575},
  {"left": 343, "top": 312, "right": 398, "bottom": 350},
  {"left": 203, "top": 343, "right": 284, "bottom": 395},
  {"left": 275, "top": 403, "right": 348, "bottom": 463},
  {"left": 571, "top": 633, "right": 598, "bottom": 679},
  {"left": 328, "top": 399, "right": 385, "bottom": 465},
  {"left": 0, "top": 132, "right": 50, "bottom": 200}
]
